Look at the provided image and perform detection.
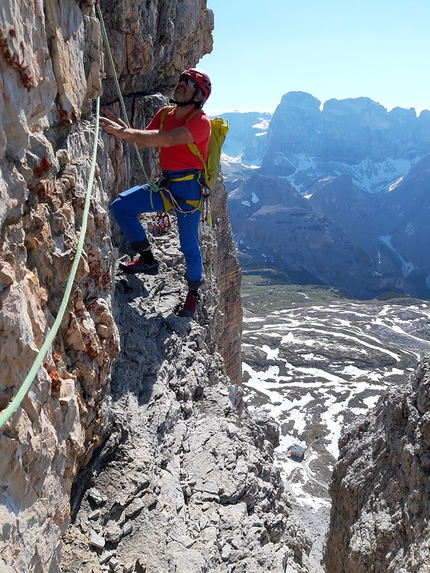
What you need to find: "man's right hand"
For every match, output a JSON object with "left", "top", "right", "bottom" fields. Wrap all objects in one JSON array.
[{"left": 100, "top": 108, "right": 128, "bottom": 128}]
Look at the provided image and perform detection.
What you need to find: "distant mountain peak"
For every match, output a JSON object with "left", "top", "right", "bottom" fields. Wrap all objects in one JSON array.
[{"left": 222, "top": 98, "right": 430, "bottom": 299}]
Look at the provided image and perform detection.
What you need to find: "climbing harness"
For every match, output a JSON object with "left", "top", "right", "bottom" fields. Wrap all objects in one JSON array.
[
  {"left": 153, "top": 211, "right": 171, "bottom": 234},
  {"left": 160, "top": 188, "right": 202, "bottom": 216},
  {"left": 153, "top": 171, "right": 204, "bottom": 216},
  {"left": 0, "top": 98, "right": 102, "bottom": 430}
]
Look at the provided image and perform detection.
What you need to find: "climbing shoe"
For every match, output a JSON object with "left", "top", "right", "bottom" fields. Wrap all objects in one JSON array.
[
  {"left": 178, "top": 293, "right": 198, "bottom": 317},
  {"left": 119, "top": 256, "right": 159, "bottom": 275}
]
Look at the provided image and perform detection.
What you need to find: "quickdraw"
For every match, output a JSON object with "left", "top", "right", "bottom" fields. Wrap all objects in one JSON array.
[
  {"left": 201, "top": 197, "right": 212, "bottom": 226},
  {"left": 153, "top": 211, "right": 171, "bottom": 234}
]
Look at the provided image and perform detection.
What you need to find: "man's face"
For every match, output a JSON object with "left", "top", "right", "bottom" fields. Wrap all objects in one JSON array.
[{"left": 174, "top": 75, "right": 198, "bottom": 103}]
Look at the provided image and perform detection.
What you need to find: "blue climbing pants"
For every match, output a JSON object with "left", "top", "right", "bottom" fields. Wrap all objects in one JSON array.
[{"left": 110, "top": 173, "right": 203, "bottom": 289}]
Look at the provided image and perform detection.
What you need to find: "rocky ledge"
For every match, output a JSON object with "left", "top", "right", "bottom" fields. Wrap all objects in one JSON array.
[
  {"left": 60, "top": 216, "right": 312, "bottom": 573},
  {"left": 325, "top": 355, "right": 430, "bottom": 573}
]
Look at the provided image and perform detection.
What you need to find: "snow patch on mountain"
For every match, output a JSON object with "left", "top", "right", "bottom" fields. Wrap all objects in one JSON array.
[
  {"left": 252, "top": 119, "right": 270, "bottom": 132},
  {"left": 343, "top": 157, "right": 419, "bottom": 193},
  {"left": 221, "top": 147, "right": 263, "bottom": 169},
  {"left": 388, "top": 175, "right": 405, "bottom": 191},
  {"left": 222, "top": 139, "right": 244, "bottom": 159},
  {"left": 242, "top": 298, "right": 430, "bottom": 565},
  {"left": 218, "top": 112, "right": 272, "bottom": 175},
  {"left": 221, "top": 152, "right": 261, "bottom": 178},
  {"left": 268, "top": 154, "right": 420, "bottom": 194}
]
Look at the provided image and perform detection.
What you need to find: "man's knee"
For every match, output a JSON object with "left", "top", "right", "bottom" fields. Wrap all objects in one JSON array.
[{"left": 181, "top": 242, "right": 201, "bottom": 260}]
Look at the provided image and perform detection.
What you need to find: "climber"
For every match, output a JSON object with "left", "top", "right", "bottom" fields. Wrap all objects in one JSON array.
[{"left": 100, "top": 68, "right": 212, "bottom": 317}]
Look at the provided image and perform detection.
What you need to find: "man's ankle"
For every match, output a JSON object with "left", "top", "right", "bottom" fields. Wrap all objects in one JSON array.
[{"left": 140, "top": 250, "right": 157, "bottom": 265}]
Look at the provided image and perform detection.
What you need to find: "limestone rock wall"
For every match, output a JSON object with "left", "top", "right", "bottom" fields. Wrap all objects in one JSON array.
[
  {"left": 324, "top": 356, "right": 430, "bottom": 573},
  {"left": 262, "top": 91, "right": 430, "bottom": 170},
  {"left": 207, "top": 182, "right": 243, "bottom": 384},
  {"left": 1, "top": 2, "right": 115, "bottom": 571},
  {"left": 0, "top": 0, "right": 229, "bottom": 571}
]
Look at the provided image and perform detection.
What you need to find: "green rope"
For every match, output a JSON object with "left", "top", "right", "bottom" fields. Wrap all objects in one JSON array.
[
  {"left": 0, "top": 99, "right": 101, "bottom": 431},
  {"left": 95, "top": 1, "right": 160, "bottom": 207}
]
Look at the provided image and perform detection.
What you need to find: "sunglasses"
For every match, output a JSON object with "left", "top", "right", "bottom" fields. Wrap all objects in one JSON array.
[{"left": 178, "top": 75, "right": 198, "bottom": 88}]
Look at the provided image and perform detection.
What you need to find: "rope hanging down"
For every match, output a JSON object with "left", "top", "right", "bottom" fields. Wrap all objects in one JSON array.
[
  {"left": 0, "top": 1, "right": 160, "bottom": 430},
  {"left": 95, "top": 1, "right": 160, "bottom": 207},
  {"left": 0, "top": 99, "right": 102, "bottom": 431}
]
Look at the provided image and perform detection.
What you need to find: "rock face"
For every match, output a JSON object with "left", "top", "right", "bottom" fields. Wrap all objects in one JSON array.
[
  {"left": 228, "top": 173, "right": 379, "bottom": 299},
  {"left": 305, "top": 153, "right": 430, "bottom": 299},
  {"left": 379, "top": 154, "right": 430, "bottom": 270},
  {"left": 208, "top": 183, "right": 244, "bottom": 383},
  {"left": 1, "top": 3, "right": 117, "bottom": 571},
  {"left": 324, "top": 356, "right": 430, "bottom": 573},
  {"left": 0, "top": 1, "right": 272, "bottom": 572},
  {"left": 60, "top": 227, "right": 311, "bottom": 571}
]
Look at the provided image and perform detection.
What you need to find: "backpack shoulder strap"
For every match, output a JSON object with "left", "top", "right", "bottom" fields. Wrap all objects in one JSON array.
[
  {"left": 184, "top": 108, "right": 204, "bottom": 124},
  {"left": 183, "top": 109, "right": 206, "bottom": 166},
  {"left": 159, "top": 105, "right": 175, "bottom": 130}
]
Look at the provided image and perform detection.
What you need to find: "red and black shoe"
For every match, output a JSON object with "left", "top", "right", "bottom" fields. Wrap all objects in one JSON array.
[
  {"left": 119, "top": 256, "right": 159, "bottom": 275},
  {"left": 178, "top": 292, "right": 199, "bottom": 317}
]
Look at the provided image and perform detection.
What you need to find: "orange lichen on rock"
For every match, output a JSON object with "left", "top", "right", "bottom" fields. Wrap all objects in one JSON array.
[
  {"left": 0, "top": 28, "right": 36, "bottom": 90},
  {"left": 48, "top": 370, "right": 62, "bottom": 393},
  {"left": 33, "top": 157, "right": 51, "bottom": 179},
  {"left": 59, "top": 109, "right": 78, "bottom": 126}
]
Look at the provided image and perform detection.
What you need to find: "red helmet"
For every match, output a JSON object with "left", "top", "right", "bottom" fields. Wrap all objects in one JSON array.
[{"left": 181, "top": 68, "right": 212, "bottom": 100}]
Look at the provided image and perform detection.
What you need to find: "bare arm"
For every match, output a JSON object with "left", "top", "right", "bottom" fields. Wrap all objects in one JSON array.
[{"left": 100, "top": 110, "right": 194, "bottom": 149}]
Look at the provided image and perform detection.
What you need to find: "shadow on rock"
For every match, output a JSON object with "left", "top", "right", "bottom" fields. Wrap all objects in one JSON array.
[{"left": 109, "top": 271, "right": 192, "bottom": 406}]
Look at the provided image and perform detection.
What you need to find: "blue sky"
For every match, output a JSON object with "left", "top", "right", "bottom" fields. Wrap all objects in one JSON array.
[{"left": 199, "top": 0, "right": 430, "bottom": 117}]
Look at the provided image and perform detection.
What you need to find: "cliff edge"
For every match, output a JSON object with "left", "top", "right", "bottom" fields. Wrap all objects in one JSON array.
[{"left": 325, "top": 356, "right": 430, "bottom": 573}]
